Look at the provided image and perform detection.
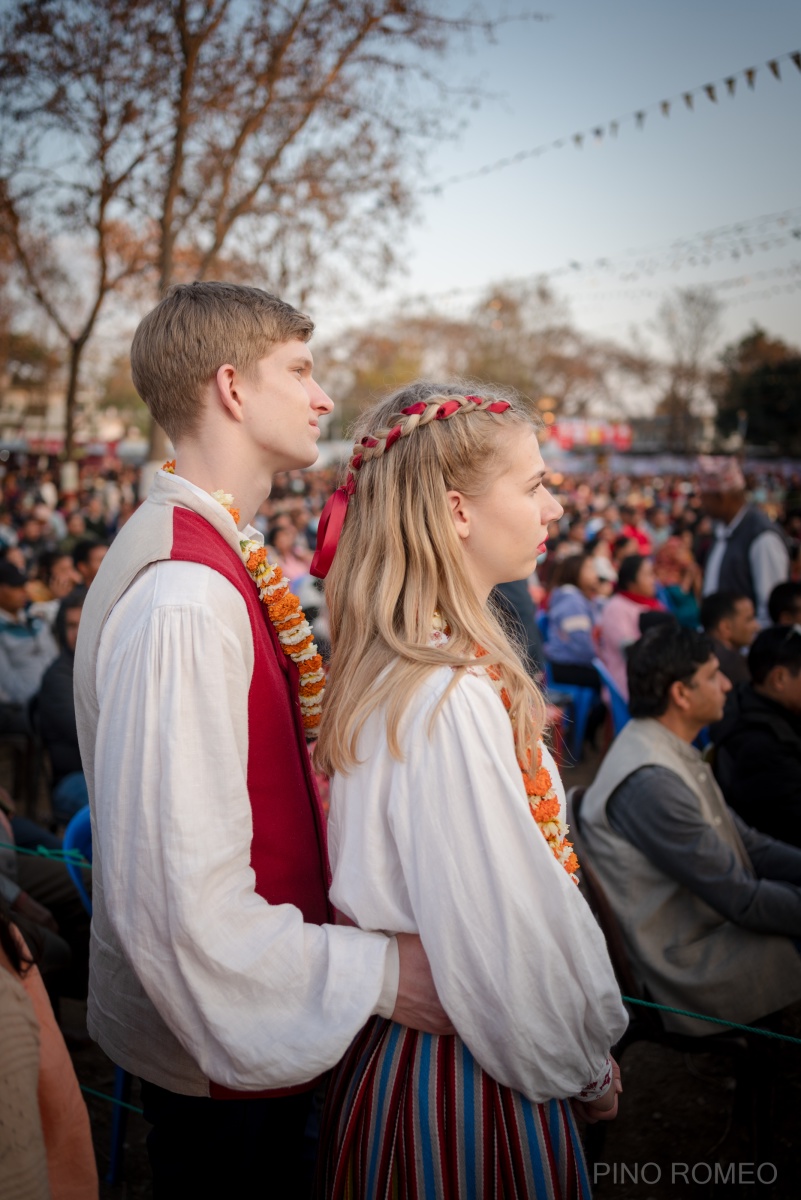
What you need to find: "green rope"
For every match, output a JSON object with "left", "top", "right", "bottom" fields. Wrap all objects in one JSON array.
[
  {"left": 5, "top": 840, "right": 800, "bottom": 1048},
  {"left": 0, "top": 839, "right": 88, "bottom": 867},
  {"left": 80, "top": 1084, "right": 143, "bottom": 1115},
  {"left": 622, "top": 995, "right": 801, "bottom": 1044}
]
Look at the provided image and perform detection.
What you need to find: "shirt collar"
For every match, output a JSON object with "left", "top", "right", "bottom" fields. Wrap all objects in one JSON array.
[
  {"left": 154, "top": 469, "right": 264, "bottom": 547},
  {"left": 715, "top": 503, "right": 748, "bottom": 539}
]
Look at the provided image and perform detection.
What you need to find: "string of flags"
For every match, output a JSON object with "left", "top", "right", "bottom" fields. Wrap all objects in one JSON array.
[
  {"left": 379, "top": 208, "right": 801, "bottom": 311},
  {"left": 425, "top": 50, "right": 801, "bottom": 193}
]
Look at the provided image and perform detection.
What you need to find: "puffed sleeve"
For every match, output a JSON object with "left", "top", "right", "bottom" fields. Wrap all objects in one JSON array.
[{"left": 384, "top": 669, "right": 628, "bottom": 1102}]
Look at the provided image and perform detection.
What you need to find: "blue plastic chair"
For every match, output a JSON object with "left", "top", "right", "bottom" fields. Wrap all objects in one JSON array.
[
  {"left": 62, "top": 806, "right": 132, "bottom": 1186},
  {"left": 537, "top": 610, "right": 599, "bottom": 760},
  {"left": 592, "top": 657, "right": 631, "bottom": 735}
]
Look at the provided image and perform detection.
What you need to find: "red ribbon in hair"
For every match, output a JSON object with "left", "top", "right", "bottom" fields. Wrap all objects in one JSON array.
[
  {"left": 310, "top": 474, "right": 356, "bottom": 579},
  {"left": 309, "top": 396, "right": 511, "bottom": 578}
]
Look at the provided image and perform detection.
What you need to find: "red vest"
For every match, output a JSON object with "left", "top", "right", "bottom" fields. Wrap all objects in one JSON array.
[{"left": 171, "top": 508, "right": 331, "bottom": 1098}]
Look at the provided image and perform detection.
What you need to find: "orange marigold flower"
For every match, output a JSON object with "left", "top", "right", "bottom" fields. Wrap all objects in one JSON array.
[
  {"left": 500, "top": 687, "right": 511, "bottom": 709},
  {"left": 247, "top": 548, "right": 267, "bottom": 571},
  {"left": 564, "top": 852, "right": 580, "bottom": 874},
  {"left": 536, "top": 745, "right": 543, "bottom": 768},
  {"left": 533, "top": 767, "right": 552, "bottom": 795},
  {"left": 298, "top": 655, "right": 323, "bottom": 675},
  {"left": 532, "top": 796, "right": 560, "bottom": 822},
  {"left": 273, "top": 614, "right": 306, "bottom": 631},
  {"left": 163, "top": 459, "right": 176, "bottom": 473},
  {"left": 300, "top": 678, "right": 326, "bottom": 697},
  {"left": 269, "top": 595, "right": 299, "bottom": 621},
  {"left": 229, "top": 507, "right": 240, "bottom": 525}
]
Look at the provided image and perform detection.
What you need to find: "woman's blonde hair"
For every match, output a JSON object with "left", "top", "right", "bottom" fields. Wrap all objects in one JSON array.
[{"left": 315, "top": 380, "right": 547, "bottom": 777}]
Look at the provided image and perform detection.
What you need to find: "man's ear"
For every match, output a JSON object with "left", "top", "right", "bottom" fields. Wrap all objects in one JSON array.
[
  {"left": 215, "top": 363, "right": 245, "bottom": 423},
  {"left": 446, "top": 490, "right": 470, "bottom": 541},
  {"left": 668, "top": 678, "right": 691, "bottom": 713},
  {"left": 770, "top": 665, "right": 788, "bottom": 694}
]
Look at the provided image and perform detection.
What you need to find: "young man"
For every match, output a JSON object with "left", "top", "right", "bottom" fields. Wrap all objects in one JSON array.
[
  {"left": 699, "top": 589, "right": 759, "bottom": 685},
  {"left": 74, "top": 283, "right": 450, "bottom": 1195},
  {"left": 582, "top": 624, "right": 801, "bottom": 1036}
]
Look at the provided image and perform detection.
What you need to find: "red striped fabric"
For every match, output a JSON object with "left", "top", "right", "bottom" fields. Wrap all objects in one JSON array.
[{"left": 316, "top": 1018, "right": 591, "bottom": 1199}]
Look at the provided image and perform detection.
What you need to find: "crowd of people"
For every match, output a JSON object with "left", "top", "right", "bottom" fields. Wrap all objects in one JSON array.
[{"left": 1, "top": 281, "right": 801, "bottom": 1197}]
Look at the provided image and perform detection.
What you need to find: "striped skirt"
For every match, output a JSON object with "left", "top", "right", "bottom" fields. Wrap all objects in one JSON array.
[{"left": 315, "top": 1017, "right": 592, "bottom": 1200}]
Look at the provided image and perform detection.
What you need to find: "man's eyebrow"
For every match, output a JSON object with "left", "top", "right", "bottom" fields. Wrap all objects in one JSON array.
[
  {"left": 288, "top": 354, "right": 313, "bottom": 369},
  {"left": 527, "top": 469, "right": 547, "bottom": 483}
]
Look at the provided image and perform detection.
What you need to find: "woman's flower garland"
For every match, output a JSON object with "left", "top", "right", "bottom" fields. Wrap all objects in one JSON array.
[
  {"left": 163, "top": 462, "right": 325, "bottom": 735},
  {"left": 432, "top": 611, "right": 579, "bottom": 881},
  {"left": 483, "top": 661, "right": 579, "bottom": 882}
]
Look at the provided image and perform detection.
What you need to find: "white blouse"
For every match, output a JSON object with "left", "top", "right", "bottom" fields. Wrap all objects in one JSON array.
[{"left": 329, "top": 666, "right": 629, "bottom": 1104}]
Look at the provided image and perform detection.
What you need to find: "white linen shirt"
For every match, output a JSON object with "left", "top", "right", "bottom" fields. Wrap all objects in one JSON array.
[
  {"left": 90, "top": 476, "right": 398, "bottom": 1091},
  {"left": 328, "top": 666, "right": 629, "bottom": 1104}
]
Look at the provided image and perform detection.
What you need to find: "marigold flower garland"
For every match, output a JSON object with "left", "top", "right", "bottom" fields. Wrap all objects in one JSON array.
[
  {"left": 163, "top": 462, "right": 325, "bottom": 735},
  {"left": 484, "top": 661, "right": 580, "bottom": 882},
  {"left": 431, "top": 613, "right": 579, "bottom": 881}
]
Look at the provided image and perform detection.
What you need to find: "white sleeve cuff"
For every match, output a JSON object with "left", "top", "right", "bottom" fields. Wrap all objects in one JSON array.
[{"left": 374, "top": 935, "right": 400, "bottom": 1018}]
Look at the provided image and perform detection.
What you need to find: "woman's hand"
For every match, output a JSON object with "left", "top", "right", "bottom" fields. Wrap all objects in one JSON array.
[{"left": 572, "top": 1057, "right": 622, "bottom": 1124}]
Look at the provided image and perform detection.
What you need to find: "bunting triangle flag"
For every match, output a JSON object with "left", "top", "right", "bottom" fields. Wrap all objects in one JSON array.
[
  {"left": 683, "top": 91, "right": 694, "bottom": 110},
  {"left": 660, "top": 100, "right": 670, "bottom": 117},
  {"left": 573, "top": 132, "right": 583, "bottom": 148},
  {"left": 592, "top": 127, "right": 604, "bottom": 141},
  {"left": 768, "top": 59, "right": 781, "bottom": 79},
  {"left": 792, "top": 51, "right": 801, "bottom": 72},
  {"left": 609, "top": 120, "right": 619, "bottom": 136},
  {"left": 745, "top": 67, "right": 756, "bottom": 88},
  {"left": 635, "top": 110, "right": 646, "bottom": 128},
  {"left": 725, "top": 76, "right": 737, "bottom": 96},
  {"left": 704, "top": 83, "right": 717, "bottom": 102}
]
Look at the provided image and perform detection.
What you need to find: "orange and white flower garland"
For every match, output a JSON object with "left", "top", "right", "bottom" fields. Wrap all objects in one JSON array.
[
  {"left": 484, "top": 662, "right": 579, "bottom": 882},
  {"left": 433, "top": 609, "right": 579, "bottom": 882},
  {"left": 163, "top": 462, "right": 325, "bottom": 735}
]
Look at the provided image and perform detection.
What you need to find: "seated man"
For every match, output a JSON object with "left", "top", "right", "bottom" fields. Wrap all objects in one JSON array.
[
  {"left": 699, "top": 589, "right": 758, "bottom": 685},
  {"left": 713, "top": 627, "right": 801, "bottom": 849},
  {"left": 582, "top": 624, "right": 801, "bottom": 1035},
  {"left": 769, "top": 580, "right": 801, "bottom": 627}
]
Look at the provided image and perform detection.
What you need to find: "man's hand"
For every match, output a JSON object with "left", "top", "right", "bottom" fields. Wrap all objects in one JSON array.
[
  {"left": 391, "top": 933, "right": 455, "bottom": 1036},
  {"left": 11, "top": 890, "right": 60, "bottom": 934},
  {"left": 572, "top": 1057, "right": 622, "bottom": 1125}
]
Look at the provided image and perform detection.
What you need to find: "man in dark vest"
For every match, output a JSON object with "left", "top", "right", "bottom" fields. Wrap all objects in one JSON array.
[
  {"left": 698, "top": 455, "right": 788, "bottom": 626},
  {"left": 74, "top": 283, "right": 452, "bottom": 1196}
]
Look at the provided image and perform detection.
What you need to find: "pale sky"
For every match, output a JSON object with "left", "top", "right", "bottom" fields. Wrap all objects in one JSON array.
[{"left": 316, "top": 0, "right": 801, "bottom": 362}]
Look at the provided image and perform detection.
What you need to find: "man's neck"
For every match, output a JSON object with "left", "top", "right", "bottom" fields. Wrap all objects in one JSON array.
[
  {"left": 656, "top": 710, "right": 701, "bottom": 745},
  {"left": 712, "top": 629, "right": 734, "bottom": 651},
  {"left": 171, "top": 441, "right": 273, "bottom": 529}
]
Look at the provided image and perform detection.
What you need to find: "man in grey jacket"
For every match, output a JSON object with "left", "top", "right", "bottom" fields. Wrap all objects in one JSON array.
[{"left": 582, "top": 623, "right": 801, "bottom": 1035}]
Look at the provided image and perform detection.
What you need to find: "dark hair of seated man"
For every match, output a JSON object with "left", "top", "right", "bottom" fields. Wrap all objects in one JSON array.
[
  {"left": 768, "top": 580, "right": 801, "bottom": 626},
  {"left": 626, "top": 625, "right": 715, "bottom": 719}
]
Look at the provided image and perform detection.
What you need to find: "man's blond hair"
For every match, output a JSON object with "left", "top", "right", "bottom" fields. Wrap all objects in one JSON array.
[{"left": 130, "top": 282, "right": 314, "bottom": 442}]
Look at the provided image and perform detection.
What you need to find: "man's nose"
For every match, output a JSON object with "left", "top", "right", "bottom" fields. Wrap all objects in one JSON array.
[{"left": 310, "top": 379, "right": 334, "bottom": 414}]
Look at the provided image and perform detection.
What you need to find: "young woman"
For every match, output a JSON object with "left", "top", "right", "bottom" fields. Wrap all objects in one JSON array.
[
  {"left": 313, "top": 383, "right": 628, "bottom": 1199},
  {"left": 596, "top": 554, "right": 666, "bottom": 700},
  {"left": 543, "top": 554, "right": 603, "bottom": 687}
]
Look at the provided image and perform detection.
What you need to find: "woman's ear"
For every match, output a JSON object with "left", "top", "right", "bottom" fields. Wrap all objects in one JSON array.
[{"left": 446, "top": 490, "right": 471, "bottom": 542}]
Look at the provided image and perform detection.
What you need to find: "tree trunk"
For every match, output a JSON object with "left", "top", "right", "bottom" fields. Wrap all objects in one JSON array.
[{"left": 64, "top": 337, "right": 87, "bottom": 462}]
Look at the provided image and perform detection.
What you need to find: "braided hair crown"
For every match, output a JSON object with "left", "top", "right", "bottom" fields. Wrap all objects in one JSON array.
[
  {"left": 347, "top": 387, "right": 511, "bottom": 476},
  {"left": 310, "top": 381, "right": 521, "bottom": 578}
]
